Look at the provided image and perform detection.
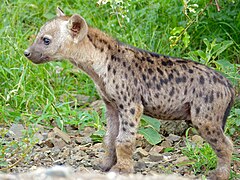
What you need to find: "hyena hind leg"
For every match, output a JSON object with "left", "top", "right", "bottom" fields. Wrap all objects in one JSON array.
[{"left": 192, "top": 118, "right": 233, "bottom": 180}]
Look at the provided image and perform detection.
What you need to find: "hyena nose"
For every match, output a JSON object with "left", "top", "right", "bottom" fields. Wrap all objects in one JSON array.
[{"left": 24, "top": 50, "right": 31, "bottom": 57}]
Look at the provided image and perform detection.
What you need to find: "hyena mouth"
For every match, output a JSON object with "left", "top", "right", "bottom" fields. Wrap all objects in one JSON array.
[{"left": 40, "top": 54, "right": 49, "bottom": 61}]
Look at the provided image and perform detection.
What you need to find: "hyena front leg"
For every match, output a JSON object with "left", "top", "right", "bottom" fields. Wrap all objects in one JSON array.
[
  {"left": 100, "top": 101, "right": 119, "bottom": 171},
  {"left": 110, "top": 103, "right": 143, "bottom": 173}
]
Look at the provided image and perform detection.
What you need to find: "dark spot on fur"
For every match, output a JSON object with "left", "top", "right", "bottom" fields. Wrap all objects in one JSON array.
[
  {"left": 122, "top": 127, "right": 126, "bottom": 131},
  {"left": 210, "top": 138, "right": 218, "bottom": 143},
  {"left": 209, "top": 90, "right": 214, "bottom": 103},
  {"left": 147, "top": 57, "right": 154, "bottom": 64},
  {"left": 135, "top": 62, "right": 139, "bottom": 68},
  {"left": 142, "top": 74, "right": 146, "bottom": 81},
  {"left": 184, "top": 88, "right": 187, "bottom": 95},
  {"left": 168, "top": 73, "right": 174, "bottom": 81},
  {"left": 188, "top": 69, "right": 193, "bottom": 73},
  {"left": 157, "top": 68, "right": 164, "bottom": 75},
  {"left": 176, "top": 59, "right": 188, "bottom": 63},
  {"left": 130, "top": 108, "right": 135, "bottom": 115},
  {"left": 113, "top": 69, "right": 116, "bottom": 75},
  {"left": 204, "top": 95, "right": 208, "bottom": 103},
  {"left": 149, "top": 52, "right": 160, "bottom": 58},
  {"left": 182, "top": 76, "right": 187, "bottom": 83},
  {"left": 148, "top": 68, "right": 153, "bottom": 75},
  {"left": 199, "top": 76, "right": 205, "bottom": 85},
  {"left": 125, "top": 73, "right": 128, "bottom": 79},
  {"left": 107, "top": 65, "right": 111, "bottom": 71},
  {"left": 132, "top": 71, "right": 135, "bottom": 76},
  {"left": 119, "top": 104, "right": 123, "bottom": 109},
  {"left": 182, "top": 64, "right": 187, "bottom": 70},
  {"left": 192, "top": 88, "right": 196, "bottom": 94},
  {"left": 123, "top": 96, "right": 127, "bottom": 101},
  {"left": 123, "top": 61, "right": 126, "bottom": 67},
  {"left": 196, "top": 107, "right": 200, "bottom": 115},
  {"left": 166, "top": 60, "right": 173, "bottom": 66},
  {"left": 156, "top": 84, "right": 161, "bottom": 90},
  {"left": 169, "top": 87, "right": 175, "bottom": 96},
  {"left": 129, "top": 122, "right": 135, "bottom": 127},
  {"left": 152, "top": 76, "right": 157, "bottom": 82},
  {"left": 134, "top": 78, "right": 138, "bottom": 86},
  {"left": 162, "top": 61, "right": 167, "bottom": 66}
]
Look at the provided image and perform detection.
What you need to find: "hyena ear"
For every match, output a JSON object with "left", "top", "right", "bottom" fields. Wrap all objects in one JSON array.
[
  {"left": 67, "top": 14, "right": 88, "bottom": 43},
  {"left": 56, "top": 7, "right": 65, "bottom": 17}
]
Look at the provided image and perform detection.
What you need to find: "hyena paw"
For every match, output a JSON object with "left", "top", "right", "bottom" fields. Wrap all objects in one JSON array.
[
  {"left": 208, "top": 167, "right": 230, "bottom": 180},
  {"left": 110, "top": 162, "right": 134, "bottom": 174},
  {"left": 99, "top": 157, "right": 117, "bottom": 172}
]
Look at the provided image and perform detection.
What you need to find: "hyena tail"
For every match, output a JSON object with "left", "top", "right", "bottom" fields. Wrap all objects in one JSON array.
[{"left": 222, "top": 89, "right": 235, "bottom": 130}]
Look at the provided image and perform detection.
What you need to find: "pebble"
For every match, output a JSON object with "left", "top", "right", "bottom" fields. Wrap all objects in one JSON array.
[
  {"left": 166, "top": 134, "right": 181, "bottom": 143},
  {"left": 8, "top": 124, "right": 25, "bottom": 139},
  {"left": 135, "top": 148, "right": 149, "bottom": 157},
  {"left": 149, "top": 152, "right": 163, "bottom": 162},
  {"left": 161, "top": 140, "right": 172, "bottom": 148}
]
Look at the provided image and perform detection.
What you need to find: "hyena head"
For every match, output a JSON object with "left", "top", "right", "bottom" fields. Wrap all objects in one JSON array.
[{"left": 24, "top": 7, "right": 88, "bottom": 64}]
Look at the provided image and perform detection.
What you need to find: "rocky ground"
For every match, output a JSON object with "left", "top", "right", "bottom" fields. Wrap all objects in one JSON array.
[{"left": 1, "top": 100, "right": 239, "bottom": 180}]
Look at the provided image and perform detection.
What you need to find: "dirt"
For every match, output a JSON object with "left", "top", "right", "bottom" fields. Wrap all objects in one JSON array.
[{"left": 1, "top": 99, "right": 239, "bottom": 179}]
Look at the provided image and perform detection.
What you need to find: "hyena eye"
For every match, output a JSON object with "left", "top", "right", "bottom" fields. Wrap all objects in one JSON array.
[{"left": 43, "top": 37, "right": 51, "bottom": 45}]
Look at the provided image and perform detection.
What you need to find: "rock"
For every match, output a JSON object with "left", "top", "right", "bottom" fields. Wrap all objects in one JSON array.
[
  {"left": 149, "top": 152, "right": 163, "bottom": 162},
  {"left": 34, "top": 132, "right": 44, "bottom": 144},
  {"left": 53, "top": 127, "right": 71, "bottom": 144},
  {"left": 75, "top": 136, "right": 92, "bottom": 145},
  {"left": 166, "top": 134, "right": 181, "bottom": 143},
  {"left": 8, "top": 124, "right": 25, "bottom": 139},
  {"left": 61, "top": 148, "right": 70, "bottom": 158},
  {"left": 161, "top": 140, "right": 172, "bottom": 148},
  {"left": 51, "top": 138, "right": 67, "bottom": 149},
  {"left": 191, "top": 135, "right": 204, "bottom": 145},
  {"left": 149, "top": 146, "right": 164, "bottom": 154},
  {"left": 134, "top": 160, "right": 147, "bottom": 171},
  {"left": 135, "top": 148, "right": 149, "bottom": 157},
  {"left": 44, "top": 139, "right": 54, "bottom": 148},
  {"left": 174, "top": 156, "right": 189, "bottom": 166}
]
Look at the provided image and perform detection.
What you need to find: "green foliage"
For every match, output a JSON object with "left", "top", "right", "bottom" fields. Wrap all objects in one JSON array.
[
  {"left": 0, "top": 126, "right": 38, "bottom": 169},
  {"left": 182, "top": 128, "right": 217, "bottom": 175},
  {"left": 226, "top": 107, "right": 240, "bottom": 136},
  {"left": 138, "top": 115, "right": 161, "bottom": 145}
]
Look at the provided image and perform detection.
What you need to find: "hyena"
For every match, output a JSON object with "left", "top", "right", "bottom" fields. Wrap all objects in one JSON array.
[{"left": 24, "top": 8, "right": 235, "bottom": 180}]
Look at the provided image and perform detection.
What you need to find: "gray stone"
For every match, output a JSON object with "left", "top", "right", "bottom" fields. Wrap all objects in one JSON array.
[{"left": 8, "top": 124, "right": 25, "bottom": 139}]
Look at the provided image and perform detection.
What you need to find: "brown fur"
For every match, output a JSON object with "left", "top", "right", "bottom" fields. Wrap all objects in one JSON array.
[{"left": 24, "top": 8, "right": 235, "bottom": 180}]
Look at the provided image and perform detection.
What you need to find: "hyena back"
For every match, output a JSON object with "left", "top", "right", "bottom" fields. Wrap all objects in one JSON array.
[{"left": 24, "top": 8, "right": 235, "bottom": 180}]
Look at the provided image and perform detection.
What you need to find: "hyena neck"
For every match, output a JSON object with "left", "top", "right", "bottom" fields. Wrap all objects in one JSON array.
[
  {"left": 69, "top": 26, "right": 118, "bottom": 74},
  {"left": 68, "top": 27, "right": 119, "bottom": 98}
]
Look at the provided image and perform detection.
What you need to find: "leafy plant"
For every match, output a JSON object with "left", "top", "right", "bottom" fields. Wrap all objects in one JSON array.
[
  {"left": 138, "top": 115, "right": 161, "bottom": 145},
  {"left": 182, "top": 128, "right": 217, "bottom": 175}
]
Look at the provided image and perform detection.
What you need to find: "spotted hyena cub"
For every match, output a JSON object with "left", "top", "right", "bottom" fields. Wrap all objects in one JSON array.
[{"left": 24, "top": 8, "right": 235, "bottom": 180}]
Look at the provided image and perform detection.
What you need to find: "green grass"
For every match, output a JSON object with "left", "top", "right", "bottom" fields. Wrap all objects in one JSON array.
[{"left": 0, "top": 0, "right": 239, "bottom": 177}]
